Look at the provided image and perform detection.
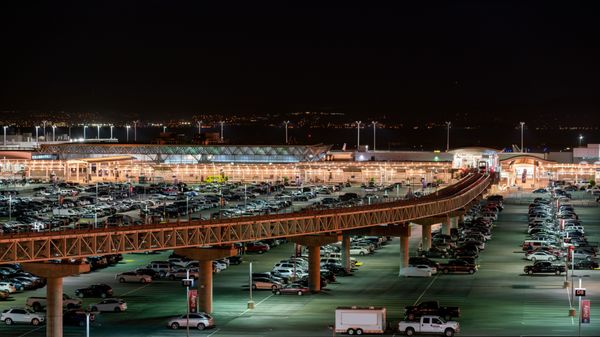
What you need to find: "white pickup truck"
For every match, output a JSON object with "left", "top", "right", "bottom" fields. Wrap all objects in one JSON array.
[
  {"left": 398, "top": 315, "right": 460, "bottom": 336},
  {"left": 26, "top": 294, "right": 82, "bottom": 312}
]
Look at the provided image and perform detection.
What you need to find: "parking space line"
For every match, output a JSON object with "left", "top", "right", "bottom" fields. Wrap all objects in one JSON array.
[
  {"left": 206, "top": 328, "right": 220, "bottom": 337},
  {"left": 17, "top": 326, "right": 43, "bottom": 337},
  {"left": 238, "top": 294, "right": 274, "bottom": 316},
  {"left": 121, "top": 282, "right": 152, "bottom": 296},
  {"left": 412, "top": 274, "right": 439, "bottom": 305}
]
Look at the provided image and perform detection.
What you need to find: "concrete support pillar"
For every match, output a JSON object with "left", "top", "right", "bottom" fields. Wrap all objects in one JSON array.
[
  {"left": 23, "top": 263, "right": 89, "bottom": 337},
  {"left": 198, "top": 260, "right": 213, "bottom": 313},
  {"left": 47, "top": 277, "right": 63, "bottom": 337},
  {"left": 341, "top": 234, "right": 351, "bottom": 273},
  {"left": 422, "top": 224, "right": 432, "bottom": 250},
  {"left": 441, "top": 215, "right": 451, "bottom": 235},
  {"left": 399, "top": 234, "right": 409, "bottom": 275},
  {"left": 308, "top": 245, "right": 321, "bottom": 293}
]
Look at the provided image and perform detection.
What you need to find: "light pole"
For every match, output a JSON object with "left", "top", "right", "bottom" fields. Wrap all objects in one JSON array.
[
  {"left": 186, "top": 195, "right": 189, "bottom": 221},
  {"left": 520, "top": 122, "right": 525, "bottom": 153},
  {"left": 35, "top": 126, "right": 39, "bottom": 143},
  {"left": 42, "top": 120, "right": 47, "bottom": 141},
  {"left": 85, "top": 310, "right": 91, "bottom": 337},
  {"left": 3, "top": 126, "right": 7, "bottom": 146},
  {"left": 126, "top": 125, "right": 130, "bottom": 142},
  {"left": 220, "top": 121, "right": 225, "bottom": 142},
  {"left": 52, "top": 125, "right": 56, "bottom": 142},
  {"left": 445, "top": 121, "right": 451, "bottom": 152},
  {"left": 83, "top": 125, "right": 88, "bottom": 140},
  {"left": 284, "top": 120, "right": 290, "bottom": 144},
  {"left": 110, "top": 125, "right": 114, "bottom": 140},
  {"left": 197, "top": 120, "right": 202, "bottom": 135},
  {"left": 248, "top": 261, "right": 255, "bottom": 309},
  {"left": 133, "top": 121, "right": 137, "bottom": 142},
  {"left": 163, "top": 126, "right": 167, "bottom": 133},
  {"left": 578, "top": 135, "right": 583, "bottom": 147},
  {"left": 371, "top": 121, "right": 377, "bottom": 151},
  {"left": 94, "top": 182, "right": 98, "bottom": 229},
  {"left": 96, "top": 125, "right": 100, "bottom": 140},
  {"left": 355, "top": 121, "right": 362, "bottom": 150}
]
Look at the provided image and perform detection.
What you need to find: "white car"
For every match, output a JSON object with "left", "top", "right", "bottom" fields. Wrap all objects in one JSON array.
[
  {"left": 167, "top": 312, "right": 215, "bottom": 330},
  {"left": 116, "top": 271, "right": 153, "bottom": 283},
  {"left": 212, "top": 261, "right": 227, "bottom": 273},
  {"left": 272, "top": 267, "right": 306, "bottom": 279},
  {"left": 526, "top": 251, "right": 557, "bottom": 262},
  {"left": 89, "top": 298, "right": 127, "bottom": 312},
  {"left": 168, "top": 258, "right": 193, "bottom": 268},
  {"left": 349, "top": 246, "right": 370, "bottom": 256},
  {"left": 400, "top": 265, "right": 434, "bottom": 277},
  {"left": 0, "top": 282, "right": 17, "bottom": 293},
  {"left": 1, "top": 308, "right": 45, "bottom": 325}
]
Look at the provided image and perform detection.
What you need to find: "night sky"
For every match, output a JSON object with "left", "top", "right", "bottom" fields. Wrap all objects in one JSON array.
[{"left": 2, "top": 1, "right": 600, "bottom": 124}]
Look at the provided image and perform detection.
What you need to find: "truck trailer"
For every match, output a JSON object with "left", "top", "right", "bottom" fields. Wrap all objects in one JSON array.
[{"left": 335, "top": 306, "right": 386, "bottom": 335}]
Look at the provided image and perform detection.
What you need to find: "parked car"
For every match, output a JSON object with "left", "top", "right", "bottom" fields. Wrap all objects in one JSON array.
[
  {"left": 405, "top": 301, "right": 460, "bottom": 321},
  {"left": 75, "top": 284, "right": 113, "bottom": 298},
  {"left": 525, "top": 251, "right": 559, "bottom": 262},
  {"left": 1, "top": 308, "right": 45, "bottom": 326},
  {"left": 400, "top": 265, "right": 434, "bottom": 277},
  {"left": 438, "top": 259, "right": 477, "bottom": 274},
  {"left": 273, "top": 283, "right": 310, "bottom": 296},
  {"left": 524, "top": 261, "right": 566, "bottom": 275},
  {"left": 245, "top": 242, "right": 270, "bottom": 254},
  {"left": 63, "top": 309, "right": 95, "bottom": 327},
  {"left": 116, "top": 271, "right": 153, "bottom": 283},
  {"left": 252, "top": 278, "right": 282, "bottom": 290},
  {"left": 89, "top": 298, "right": 128, "bottom": 312},
  {"left": 167, "top": 312, "right": 215, "bottom": 330}
]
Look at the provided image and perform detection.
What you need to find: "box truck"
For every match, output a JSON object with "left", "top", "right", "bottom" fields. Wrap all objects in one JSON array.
[{"left": 335, "top": 306, "right": 386, "bottom": 335}]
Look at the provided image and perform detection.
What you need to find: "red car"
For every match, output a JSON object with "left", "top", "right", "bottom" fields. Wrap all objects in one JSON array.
[
  {"left": 273, "top": 283, "right": 310, "bottom": 296},
  {"left": 245, "top": 242, "right": 270, "bottom": 254}
]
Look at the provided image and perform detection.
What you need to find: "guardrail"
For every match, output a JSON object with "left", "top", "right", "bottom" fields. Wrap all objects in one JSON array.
[{"left": 0, "top": 174, "right": 492, "bottom": 263}]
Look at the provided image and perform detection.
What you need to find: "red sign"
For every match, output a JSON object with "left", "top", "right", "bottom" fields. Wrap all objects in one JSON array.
[
  {"left": 582, "top": 300, "right": 591, "bottom": 324},
  {"left": 188, "top": 289, "right": 197, "bottom": 313}
]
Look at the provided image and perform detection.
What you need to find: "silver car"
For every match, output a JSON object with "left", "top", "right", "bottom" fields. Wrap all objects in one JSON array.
[
  {"left": 167, "top": 312, "right": 215, "bottom": 330},
  {"left": 89, "top": 298, "right": 128, "bottom": 312}
]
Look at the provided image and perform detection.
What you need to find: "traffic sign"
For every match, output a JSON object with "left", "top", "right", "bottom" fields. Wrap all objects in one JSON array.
[
  {"left": 575, "top": 288, "right": 586, "bottom": 297},
  {"left": 182, "top": 278, "right": 194, "bottom": 287}
]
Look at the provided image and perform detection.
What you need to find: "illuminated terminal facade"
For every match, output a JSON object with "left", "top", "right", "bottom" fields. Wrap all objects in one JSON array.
[{"left": 0, "top": 143, "right": 599, "bottom": 188}]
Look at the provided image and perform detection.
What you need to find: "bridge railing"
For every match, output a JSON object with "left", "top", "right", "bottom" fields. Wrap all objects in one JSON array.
[{"left": 0, "top": 174, "right": 492, "bottom": 263}]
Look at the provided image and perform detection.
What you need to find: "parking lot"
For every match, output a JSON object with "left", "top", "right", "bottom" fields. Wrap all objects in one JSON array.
[{"left": 1, "top": 183, "right": 599, "bottom": 336}]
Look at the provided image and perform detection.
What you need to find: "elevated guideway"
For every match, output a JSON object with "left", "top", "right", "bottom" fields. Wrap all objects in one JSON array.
[{"left": 0, "top": 173, "right": 492, "bottom": 263}]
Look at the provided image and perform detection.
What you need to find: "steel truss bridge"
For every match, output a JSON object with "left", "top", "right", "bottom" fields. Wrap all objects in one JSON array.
[
  {"left": 0, "top": 174, "right": 492, "bottom": 264},
  {"left": 37, "top": 143, "right": 331, "bottom": 163}
]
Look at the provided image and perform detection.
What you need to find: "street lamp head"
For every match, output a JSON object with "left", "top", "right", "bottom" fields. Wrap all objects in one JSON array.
[
  {"left": 126, "top": 125, "right": 131, "bottom": 129},
  {"left": 579, "top": 135, "right": 583, "bottom": 140}
]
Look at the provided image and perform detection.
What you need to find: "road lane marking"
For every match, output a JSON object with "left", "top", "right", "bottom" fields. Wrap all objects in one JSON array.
[
  {"left": 238, "top": 294, "right": 274, "bottom": 316},
  {"left": 412, "top": 274, "right": 439, "bottom": 305},
  {"left": 17, "top": 326, "right": 44, "bottom": 337},
  {"left": 121, "top": 282, "right": 152, "bottom": 296}
]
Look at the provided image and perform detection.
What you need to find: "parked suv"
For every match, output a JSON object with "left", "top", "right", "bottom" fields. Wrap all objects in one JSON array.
[{"left": 1, "top": 308, "right": 45, "bottom": 325}]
